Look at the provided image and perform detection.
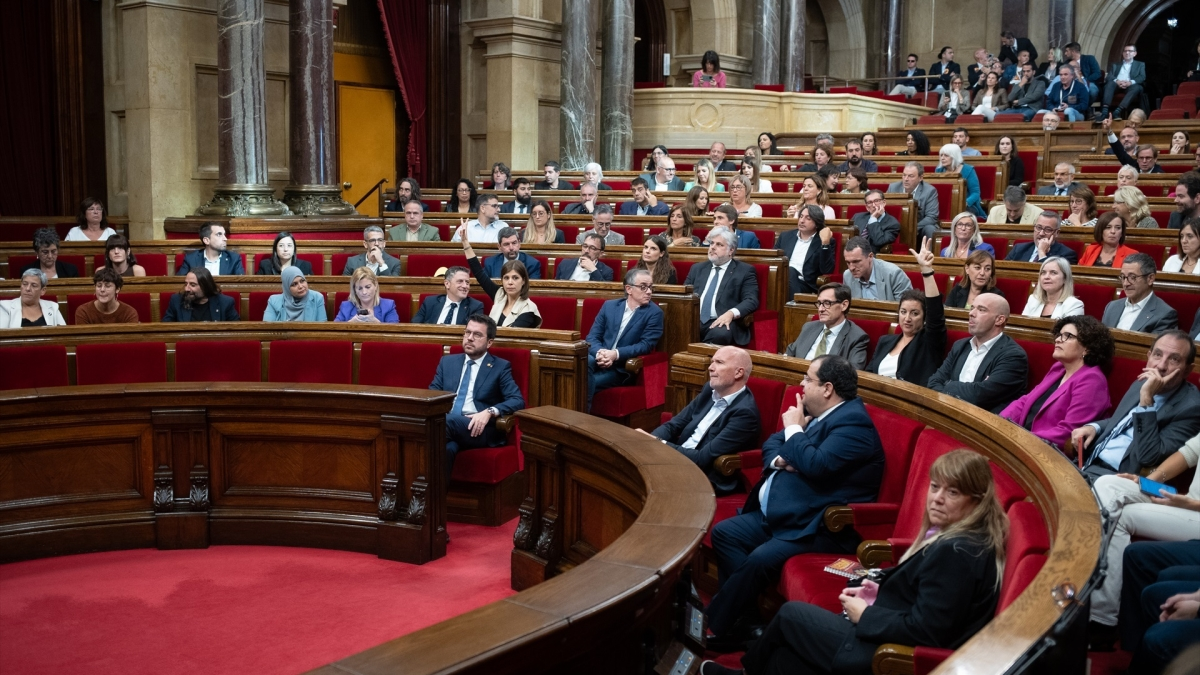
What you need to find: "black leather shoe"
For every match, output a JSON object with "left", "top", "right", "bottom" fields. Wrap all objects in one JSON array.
[{"left": 699, "top": 660, "right": 743, "bottom": 675}]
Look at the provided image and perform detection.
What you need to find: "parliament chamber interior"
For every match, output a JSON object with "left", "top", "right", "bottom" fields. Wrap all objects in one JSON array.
[{"left": 2, "top": 0, "right": 1200, "bottom": 673}]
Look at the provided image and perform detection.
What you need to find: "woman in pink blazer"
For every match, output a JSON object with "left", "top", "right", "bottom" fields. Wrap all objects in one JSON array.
[{"left": 1001, "top": 315, "right": 1114, "bottom": 452}]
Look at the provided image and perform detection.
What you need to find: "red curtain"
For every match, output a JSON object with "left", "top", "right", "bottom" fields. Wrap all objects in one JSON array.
[
  {"left": 0, "top": 0, "right": 58, "bottom": 216},
  {"left": 376, "top": 0, "right": 428, "bottom": 183}
]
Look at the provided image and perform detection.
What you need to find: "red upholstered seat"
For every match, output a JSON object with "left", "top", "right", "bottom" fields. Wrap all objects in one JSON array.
[
  {"left": 918, "top": 114, "right": 946, "bottom": 124},
  {"left": 248, "top": 292, "right": 273, "bottom": 321},
  {"left": 359, "top": 342, "right": 444, "bottom": 388},
  {"left": 331, "top": 252, "right": 356, "bottom": 276},
  {"left": 928, "top": 182, "right": 954, "bottom": 219},
  {"left": 76, "top": 342, "right": 167, "bottom": 385},
  {"left": 854, "top": 318, "right": 896, "bottom": 357},
  {"left": 1108, "top": 356, "right": 1145, "bottom": 413},
  {"left": 0, "top": 345, "right": 69, "bottom": 390},
  {"left": 758, "top": 203, "right": 783, "bottom": 218},
  {"left": 600, "top": 258, "right": 626, "bottom": 277},
  {"left": 406, "top": 254, "right": 467, "bottom": 278},
  {"left": 905, "top": 270, "right": 948, "bottom": 292},
  {"left": 747, "top": 263, "right": 779, "bottom": 352},
  {"left": 1126, "top": 243, "right": 1167, "bottom": 266},
  {"left": 447, "top": 345, "right": 530, "bottom": 483},
  {"left": 536, "top": 296, "right": 578, "bottom": 331},
  {"left": 1159, "top": 95, "right": 1196, "bottom": 117},
  {"left": 1020, "top": 340, "right": 1056, "bottom": 394},
  {"left": 981, "top": 236, "right": 1009, "bottom": 258},
  {"left": 972, "top": 165, "right": 997, "bottom": 203},
  {"left": 1149, "top": 108, "right": 1186, "bottom": 120},
  {"left": 1074, "top": 283, "right": 1116, "bottom": 320},
  {"left": 612, "top": 226, "right": 646, "bottom": 244},
  {"left": 993, "top": 113, "right": 1025, "bottom": 124},
  {"left": 671, "top": 260, "right": 695, "bottom": 286},
  {"left": 955, "top": 114, "right": 985, "bottom": 124},
  {"left": 1154, "top": 290, "right": 1200, "bottom": 332},
  {"left": 268, "top": 340, "right": 353, "bottom": 384},
  {"left": 992, "top": 464, "right": 1029, "bottom": 510},
  {"left": 591, "top": 352, "right": 670, "bottom": 418},
  {"left": 747, "top": 377, "right": 787, "bottom": 445},
  {"left": 993, "top": 277, "right": 1032, "bottom": 307},
  {"left": 176, "top": 340, "right": 261, "bottom": 382}
]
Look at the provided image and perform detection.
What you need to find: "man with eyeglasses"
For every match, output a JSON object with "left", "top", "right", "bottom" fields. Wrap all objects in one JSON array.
[
  {"left": 1071, "top": 330, "right": 1198, "bottom": 482},
  {"left": 784, "top": 282, "right": 869, "bottom": 369},
  {"left": 888, "top": 53, "right": 926, "bottom": 98},
  {"left": 1096, "top": 44, "right": 1146, "bottom": 122},
  {"left": 575, "top": 204, "right": 624, "bottom": 246},
  {"left": 429, "top": 314, "right": 526, "bottom": 479},
  {"left": 886, "top": 162, "right": 939, "bottom": 242},
  {"left": 619, "top": 177, "right": 670, "bottom": 216},
  {"left": 555, "top": 232, "right": 615, "bottom": 282},
  {"left": 584, "top": 269, "right": 665, "bottom": 411},
  {"left": 850, "top": 190, "right": 899, "bottom": 251},
  {"left": 1004, "top": 212, "right": 1079, "bottom": 264},
  {"left": 450, "top": 193, "right": 508, "bottom": 244},
  {"left": 686, "top": 228, "right": 759, "bottom": 346},
  {"left": 1101, "top": 252, "right": 1179, "bottom": 334},
  {"left": 341, "top": 225, "right": 400, "bottom": 276},
  {"left": 640, "top": 156, "right": 685, "bottom": 192},
  {"left": 1036, "top": 162, "right": 1082, "bottom": 196}
]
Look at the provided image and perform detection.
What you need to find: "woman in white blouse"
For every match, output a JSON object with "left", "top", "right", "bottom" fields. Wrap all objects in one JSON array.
[
  {"left": 725, "top": 175, "right": 763, "bottom": 218},
  {"left": 1163, "top": 219, "right": 1199, "bottom": 275},
  {"left": 65, "top": 198, "right": 117, "bottom": 242},
  {"left": 1022, "top": 256, "right": 1085, "bottom": 319},
  {"left": 787, "top": 175, "right": 836, "bottom": 220},
  {"left": 0, "top": 269, "right": 68, "bottom": 328}
]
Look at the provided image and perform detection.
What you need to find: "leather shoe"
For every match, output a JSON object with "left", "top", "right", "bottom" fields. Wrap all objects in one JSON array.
[{"left": 699, "top": 660, "right": 743, "bottom": 675}]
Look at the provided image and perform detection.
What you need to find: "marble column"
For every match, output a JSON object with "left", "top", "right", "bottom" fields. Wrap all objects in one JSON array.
[
  {"left": 1048, "top": 0, "right": 1074, "bottom": 54},
  {"left": 197, "top": 0, "right": 289, "bottom": 216},
  {"left": 559, "top": 0, "right": 598, "bottom": 171},
  {"left": 880, "top": 0, "right": 903, "bottom": 85},
  {"left": 781, "top": 0, "right": 805, "bottom": 92},
  {"left": 600, "top": 0, "right": 634, "bottom": 170},
  {"left": 752, "top": 0, "right": 781, "bottom": 85},
  {"left": 283, "top": 0, "right": 354, "bottom": 215}
]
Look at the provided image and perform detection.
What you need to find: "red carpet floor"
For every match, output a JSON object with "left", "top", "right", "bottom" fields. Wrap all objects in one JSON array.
[{"left": 0, "top": 520, "right": 517, "bottom": 675}]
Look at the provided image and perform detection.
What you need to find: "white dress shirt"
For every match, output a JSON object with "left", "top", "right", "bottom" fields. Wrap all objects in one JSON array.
[
  {"left": 611, "top": 301, "right": 637, "bottom": 357},
  {"left": 456, "top": 353, "right": 486, "bottom": 414},
  {"left": 703, "top": 262, "right": 742, "bottom": 319},
  {"left": 682, "top": 386, "right": 746, "bottom": 449},
  {"left": 203, "top": 253, "right": 222, "bottom": 276},
  {"left": 1116, "top": 61, "right": 1132, "bottom": 82},
  {"left": 958, "top": 333, "right": 1003, "bottom": 383},
  {"left": 805, "top": 320, "right": 845, "bottom": 360},
  {"left": 571, "top": 261, "right": 595, "bottom": 281},
  {"left": 436, "top": 296, "right": 467, "bottom": 324},
  {"left": 788, "top": 233, "right": 814, "bottom": 273},
  {"left": 1117, "top": 293, "right": 1153, "bottom": 331},
  {"left": 453, "top": 219, "right": 507, "bottom": 243}
]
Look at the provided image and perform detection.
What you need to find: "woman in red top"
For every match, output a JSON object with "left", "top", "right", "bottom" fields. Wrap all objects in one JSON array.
[{"left": 1078, "top": 212, "right": 1138, "bottom": 268}]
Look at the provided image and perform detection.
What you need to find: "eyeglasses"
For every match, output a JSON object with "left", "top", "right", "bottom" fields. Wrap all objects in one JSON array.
[
  {"left": 815, "top": 300, "right": 843, "bottom": 309},
  {"left": 463, "top": 330, "right": 488, "bottom": 340},
  {"left": 366, "top": 238, "right": 385, "bottom": 245},
  {"left": 1032, "top": 226, "right": 1058, "bottom": 235},
  {"left": 663, "top": 168, "right": 676, "bottom": 173},
  {"left": 1053, "top": 332, "right": 1079, "bottom": 343},
  {"left": 1117, "top": 273, "right": 1147, "bottom": 283},
  {"left": 865, "top": 198, "right": 884, "bottom": 206},
  {"left": 630, "top": 284, "right": 654, "bottom": 292},
  {"left": 581, "top": 244, "right": 602, "bottom": 252}
]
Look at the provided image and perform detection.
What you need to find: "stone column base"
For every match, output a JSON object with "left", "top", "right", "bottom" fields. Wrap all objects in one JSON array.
[
  {"left": 196, "top": 184, "right": 291, "bottom": 217},
  {"left": 282, "top": 184, "right": 358, "bottom": 216}
]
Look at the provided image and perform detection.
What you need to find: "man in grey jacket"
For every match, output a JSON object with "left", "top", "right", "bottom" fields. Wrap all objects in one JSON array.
[
  {"left": 1008, "top": 62, "right": 1048, "bottom": 121},
  {"left": 850, "top": 190, "right": 900, "bottom": 252},
  {"left": 841, "top": 236, "right": 913, "bottom": 301},
  {"left": 886, "top": 162, "right": 940, "bottom": 242},
  {"left": 1101, "top": 253, "right": 1179, "bottom": 334},
  {"left": 784, "top": 282, "right": 870, "bottom": 369}
]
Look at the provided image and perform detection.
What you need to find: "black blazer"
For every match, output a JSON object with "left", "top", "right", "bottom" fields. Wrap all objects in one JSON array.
[
  {"left": 555, "top": 258, "right": 614, "bottom": 282},
  {"left": 162, "top": 293, "right": 240, "bottom": 322},
  {"left": 412, "top": 294, "right": 486, "bottom": 325},
  {"left": 21, "top": 260, "right": 79, "bottom": 279},
  {"left": 651, "top": 384, "right": 760, "bottom": 494},
  {"left": 928, "top": 333, "right": 1029, "bottom": 414},
  {"left": 777, "top": 229, "right": 836, "bottom": 296},
  {"left": 944, "top": 283, "right": 1005, "bottom": 309},
  {"left": 256, "top": 258, "right": 314, "bottom": 276},
  {"left": 1004, "top": 241, "right": 1079, "bottom": 265},
  {"left": 684, "top": 258, "right": 760, "bottom": 346},
  {"left": 850, "top": 213, "right": 901, "bottom": 253},
  {"left": 466, "top": 256, "right": 540, "bottom": 328},
  {"left": 866, "top": 293, "right": 947, "bottom": 387},
  {"left": 895, "top": 67, "right": 927, "bottom": 91},
  {"left": 929, "top": 61, "right": 960, "bottom": 89},
  {"left": 1004, "top": 157, "right": 1025, "bottom": 187}
]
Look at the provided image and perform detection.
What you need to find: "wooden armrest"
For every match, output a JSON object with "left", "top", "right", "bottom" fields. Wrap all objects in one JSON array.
[
  {"left": 872, "top": 644, "right": 915, "bottom": 675},
  {"left": 823, "top": 505, "right": 855, "bottom": 533},
  {"left": 496, "top": 415, "right": 516, "bottom": 433},
  {"left": 714, "top": 453, "right": 743, "bottom": 477},
  {"left": 624, "top": 357, "right": 644, "bottom": 374},
  {"left": 737, "top": 313, "right": 755, "bottom": 326},
  {"left": 857, "top": 539, "right": 894, "bottom": 569}
]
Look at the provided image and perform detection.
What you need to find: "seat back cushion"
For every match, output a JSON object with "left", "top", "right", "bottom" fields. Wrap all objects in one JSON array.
[
  {"left": 864, "top": 404, "right": 924, "bottom": 504},
  {"left": 746, "top": 376, "right": 786, "bottom": 444},
  {"left": 0, "top": 345, "right": 69, "bottom": 390},
  {"left": 893, "top": 429, "right": 961, "bottom": 542},
  {"left": 359, "top": 342, "right": 444, "bottom": 389},
  {"left": 176, "top": 340, "right": 261, "bottom": 382},
  {"left": 268, "top": 340, "right": 353, "bottom": 384},
  {"left": 76, "top": 342, "right": 168, "bottom": 385}
]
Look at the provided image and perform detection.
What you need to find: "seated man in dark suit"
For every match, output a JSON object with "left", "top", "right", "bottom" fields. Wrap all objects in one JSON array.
[
  {"left": 1072, "top": 330, "right": 1200, "bottom": 481},
  {"left": 685, "top": 228, "right": 759, "bottom": 347},
  {"left": 429, "top": 314, "right": 526, "bottom": 476},
  {"left": 341, "top": 225, "right": 401, "bottom": 276},
  {"left": 482, "top": 227, "right": 542, "bottom": 279},
  {"left": 412, "top": 266, "right": 486, "bottom": 324},
  {"left": 618, "top": 177, "right": 670, "bottom": 216},
  {"left": 1005, "top": 212, "right": 1080, "bottom": 264},
  {"left": 887, "top": 53, "right": 926, "bottom": 97},
  {"left": 647, "top": 346, "right": 760, "bottom": 494},
  {"left": 639, "top": 156, "right": 686, "bottom": 192},
  {"left": 835, "top": 138, "right": 878, "bottom": 174},
  {"left": 708, "top": 204, "right": 761, "bottom": 250},
  {"left": 497, "top": 177, "right": 532, "bottom": 215},
  {"left": 1101, "top": 253, "right": 1179, "bottom": 334},
  {"left": 784, "top": 283, "right": 870, "bottom": 369},
  {"left": 586, "top": 269, "right": 664, "bottom": 410},
  {"left": 850, "top": 191, "right": 899, "bottom": 251},
  {"left": 533, "top": 160, "right": 573, "bottom": 190},
  {"left": 561, "top": 182, "right": 599, "bottom": 215},
  {"left": 928, "top": 293, "right": 1028, "bottom": 414},
  {"left": 176, "top": 222, "right": 244, "bottom": 276},
  {"left": 706, "top": 355, "right": 885, "bottom": 647},
  {"left": 555, "top": 232, "right": 615, "bottom": 282},
  {"left": 1036, "top": 162, "right": 1083, "bottom": 196},
  {"left": 24, "top": 228, "right": 80, "bottom": 279},
  {"left": 1096, "top": 45, "right": 1147, "bottom": 121},
  {"left": 709, "top": 142, "right": 739, "bottom": 172},
  {"left": 162, "top": 268, "right": 239, "bottom": 322}
]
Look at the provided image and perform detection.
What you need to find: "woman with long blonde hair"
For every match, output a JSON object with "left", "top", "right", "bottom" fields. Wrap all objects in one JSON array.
[{"left": 522, "top": 199, "right": 564, "bottom": 244}]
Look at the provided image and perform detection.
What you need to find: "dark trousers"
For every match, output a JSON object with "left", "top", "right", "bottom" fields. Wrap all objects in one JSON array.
[
  {"left": 1103, "top": 81, "right": 1145, "bottom": 111},
  {"left": 740, "top": 601, "right": 876, "bottom": 675},
  {"left": 701, "top": 318, "right": 740, "bottom": 346},
  {"left": 1120, "top": 540, "right": 1200, "bottom": 653},
  {"left": 707, "top": 510, "right": 858, "bottom": 636},
  {"left": 444, "top": 413, "right": 505, "bottom": 478},
  {"left": 586, "top": 355, "right": 629, "bottom": 412},
  {"left": 1130, "top": 576, "right": 1200, "bottom": 675}
]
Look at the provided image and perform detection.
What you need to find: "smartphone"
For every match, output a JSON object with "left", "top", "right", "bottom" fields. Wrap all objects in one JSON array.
[
  {"left": 1139, "top": 476, "right": 1178, "bottom": 498},
  {"left": 357, "top": 308, "right": 370, "bottom": 316}
]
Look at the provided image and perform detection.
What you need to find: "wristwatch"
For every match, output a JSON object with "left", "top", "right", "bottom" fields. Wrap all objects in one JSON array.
[{"left": 486, "top": 407, "right": 499, "bottom": 417}]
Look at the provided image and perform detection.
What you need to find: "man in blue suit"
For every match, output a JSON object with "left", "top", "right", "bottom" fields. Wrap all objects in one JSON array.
[
  {"left": 412, "top": 266, "right": 486, "bottom": 324},
  {"left": 555, "top": 233, "right": 615, "bottom": 282},
  {"left": 162, "top": 268, "right": 240, "bottom": 322},
  {"left": 176, "top": 222, "right": 244, "bottom": 276},
  {"left": 585, "top": 269, "right": 665, "bottom": 410},
  {"left": 1064, "top": 42, "right": 1102, "bottom": 101},
  {"left": 1004, "top": 212, "right": 1080, "bottom": 264},
  {"left": 482, "top": 227, "right": 542, "bottom": 279},
  {"left": 618, "top": 177, "right": 670, "bottom": 216},
  {"left": 706, "top": 355, "right": 885, "bottom": 649},
  {"left": 429, "top": 314, "right": 526, "bottom": 477}
]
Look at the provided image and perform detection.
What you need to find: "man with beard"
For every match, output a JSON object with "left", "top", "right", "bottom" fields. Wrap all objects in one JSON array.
[
  {"left": 482, "top": 227, "right": 542, "bottom": 279},
  {"left": 834, "top": 139, "right": 877, "bottom": 173},
  {"left": 499, "top": 177, "right": 532, "bottom": 214},
  {"left": 162, "top": 268, "right": 240, "bottom": 321}
]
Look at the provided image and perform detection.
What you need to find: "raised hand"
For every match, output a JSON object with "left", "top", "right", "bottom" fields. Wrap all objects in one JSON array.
[{"left": 911, "top": 236, "right": 935, "bottom": 270}]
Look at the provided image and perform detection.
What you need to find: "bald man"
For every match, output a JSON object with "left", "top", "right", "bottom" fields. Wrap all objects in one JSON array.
[
  {"left": 927, "top": 294, "right": 1029, "bottom": 413},
  {"left": 647, "top": 346, "right": 761, "bottom": 493}
]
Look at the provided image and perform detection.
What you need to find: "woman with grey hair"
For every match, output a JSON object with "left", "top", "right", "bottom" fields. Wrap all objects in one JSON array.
[
  {"left": 1021, "top": 256, "right": 1084, "bottom": 318},
  {"left": 582, "top": 162, "right": 613, "bottom": 191},
  {"left": 0, "top": 268, "right": 68, "bottom": 328},
  {"left": 1112, "top": 186, "right": 1158, "bottom": 229},
  {"left": 935, "top": 143, "right": 985, "bottom": 218},
  {"left": 23, "top": 227, "right": 80, "bottom": 279}
]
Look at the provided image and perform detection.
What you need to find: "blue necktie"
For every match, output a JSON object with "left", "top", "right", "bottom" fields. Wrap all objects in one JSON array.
[
  {"left": 701, "top": 266, "right": 721, "bottom": 323},
  {"left": 451, "top": 360, "right": 475, "bottom": 416},
  {"left": 443, "top": 302, "right": 457, "bottom": 324}
]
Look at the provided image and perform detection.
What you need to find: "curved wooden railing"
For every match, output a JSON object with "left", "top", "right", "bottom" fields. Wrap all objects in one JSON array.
[
  {"left": 0, "top": 384, "right": 453, "bottom": 565},
  {"left": 667, "top": 344, "right": 1101, "bottom": 675}
]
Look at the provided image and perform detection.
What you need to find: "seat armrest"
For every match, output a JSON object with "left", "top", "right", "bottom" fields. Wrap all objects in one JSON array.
[
  {"left": 714, "top": 453, "right": 743, "bottom": 477},
  {"left": 624, "top": 357, "right": 644, "bottom": 374},
  {"left": 823, "top": 506, "right": 855, "bottom": 533},
  {"left": 857, "top": 539, "right": 895, "bottom": 569},
  {"left": 496, "top": 415, "right": 516, "bottom": 433},
  {"left": 872, "top": 644, "right": 915, "bottom": 675}
]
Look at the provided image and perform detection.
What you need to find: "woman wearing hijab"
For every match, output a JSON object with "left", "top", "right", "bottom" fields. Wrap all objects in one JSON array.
[{"left": 264, "top": 267, "right": 326, "bottom": 322}]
